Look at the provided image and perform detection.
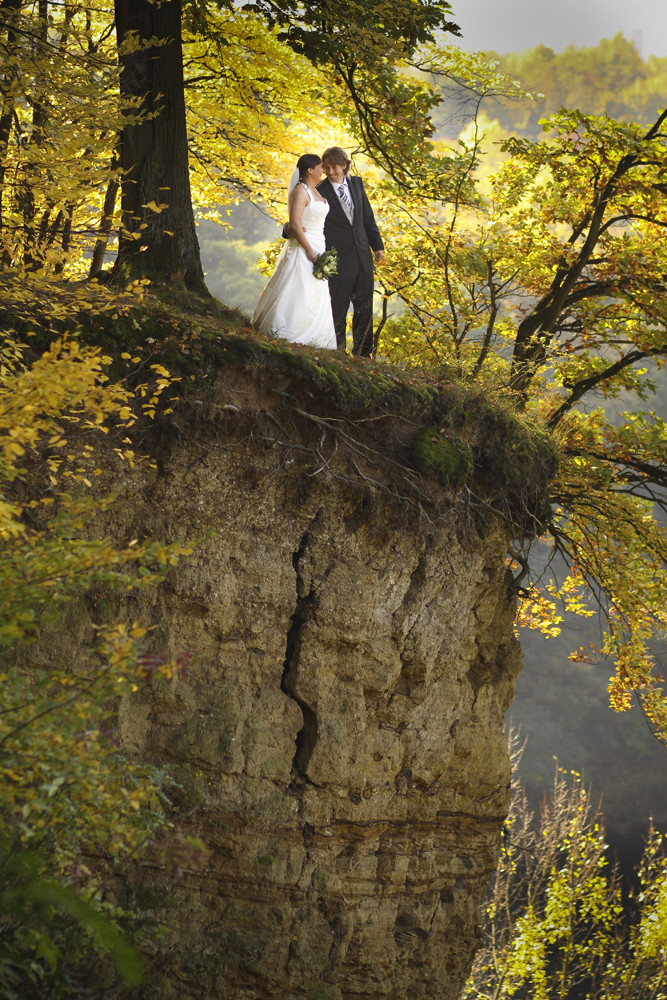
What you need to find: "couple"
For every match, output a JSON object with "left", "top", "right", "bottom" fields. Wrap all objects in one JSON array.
[{"left": 253, "top": 147, "right": 385, "bottom": 357}]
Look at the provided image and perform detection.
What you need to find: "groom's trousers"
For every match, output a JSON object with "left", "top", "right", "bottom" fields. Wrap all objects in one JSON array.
[{"left": 329, "top": 264, "right": 375, "bottom": 357}]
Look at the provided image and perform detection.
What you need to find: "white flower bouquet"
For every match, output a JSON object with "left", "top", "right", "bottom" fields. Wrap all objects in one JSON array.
[{"left": 312, "top": 248, "right": 338, "bottom": 280}]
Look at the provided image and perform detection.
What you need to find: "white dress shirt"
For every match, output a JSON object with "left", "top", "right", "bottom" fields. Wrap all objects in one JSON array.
[{"left": 333, "top": 179, "right": 354, "bottom": 221}]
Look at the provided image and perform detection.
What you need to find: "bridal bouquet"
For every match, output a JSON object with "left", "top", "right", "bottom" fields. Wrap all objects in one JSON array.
[{"left": 312, "top": 248, "right": 338, "bottom": 280}]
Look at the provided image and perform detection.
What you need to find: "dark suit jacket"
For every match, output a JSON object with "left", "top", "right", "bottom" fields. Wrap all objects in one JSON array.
[{"left": 317, "top": 176, "right": 384, "bottom": 276}]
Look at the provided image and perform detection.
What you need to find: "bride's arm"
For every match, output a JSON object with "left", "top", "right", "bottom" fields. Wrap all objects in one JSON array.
[{"left": 288, "top": 186, "right": 318, "bottom": 263}]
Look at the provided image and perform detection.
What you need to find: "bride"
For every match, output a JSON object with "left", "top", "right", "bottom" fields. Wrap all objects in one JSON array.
[{"left": 253, "top": 154, "right": 336, "bottom": 349}]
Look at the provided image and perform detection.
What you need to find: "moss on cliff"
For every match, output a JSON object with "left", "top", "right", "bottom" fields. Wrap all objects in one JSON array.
[
  {"left": 1, "top": 276, "right": 558, "bottom": 535},
  {"left": 411, "top": 430, "right": 472, "bottom": 487}
]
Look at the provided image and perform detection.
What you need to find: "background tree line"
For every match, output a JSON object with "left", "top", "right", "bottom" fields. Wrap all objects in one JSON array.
[{"left": 481, "top": 33, "right": 667, "bottom": 137}]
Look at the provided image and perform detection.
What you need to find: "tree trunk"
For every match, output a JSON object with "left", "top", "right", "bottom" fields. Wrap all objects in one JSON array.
[
  {"left": 88, "top": 164, "right": 119, "bottom": 279},
  {"left": 0, "top": 0, "right": 23, "bottom": 265},
  {"left": 112, "top": 0, "right": 207, "bottom": 293},
  {"left": 16, "top": 0, "right": 50, "bottom": 268}
]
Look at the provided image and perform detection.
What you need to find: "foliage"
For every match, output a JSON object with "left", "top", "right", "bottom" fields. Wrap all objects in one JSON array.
[
  {"left": 463, "top": 740, "right": 667, "bottom": 999},
  {"left": 371, "top": 87, "right": 667, "bottom": 739},
  {"left": 183, "top": 5, "right": 337, "bottom": 220},
  {"left": 0, "top": 328, "right": 192, "bottom": 996},
  {"left": 0, "top": 0, "right": 456, "bottom": 282},
  {"left": 0, "top": 0, "right": 123, "bottom": 272},
  {"left": 244, "top": 0, "right": 461, "bottom": 181},
  {"left": 0, "top": 848, "right": 144, "bottom": 997}
]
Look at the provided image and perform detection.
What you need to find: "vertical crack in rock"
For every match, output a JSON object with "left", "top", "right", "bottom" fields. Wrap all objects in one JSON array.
[
  {"left": 467, "top": 561, "right": 508, "bottom": 694},
  {"left": 392, "top": 550, "right": 429, "bottom": 698},
  {"left": 281, "top": 530, "right": 318, "bottom": 778}
]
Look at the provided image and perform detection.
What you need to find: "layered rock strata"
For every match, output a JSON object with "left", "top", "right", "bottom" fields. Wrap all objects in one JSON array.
[{"left": 87, "top": 365, "right": 527, "bottom": 1000}]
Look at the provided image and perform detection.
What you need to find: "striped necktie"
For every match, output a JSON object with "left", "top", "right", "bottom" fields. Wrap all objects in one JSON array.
[{"left": 337, "top": 182, "right": 354, "bottom": 222}]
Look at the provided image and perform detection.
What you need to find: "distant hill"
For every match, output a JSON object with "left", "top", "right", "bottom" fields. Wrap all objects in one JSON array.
[{"left": 480, "top": 33, "right": 667, "bottom": 136}]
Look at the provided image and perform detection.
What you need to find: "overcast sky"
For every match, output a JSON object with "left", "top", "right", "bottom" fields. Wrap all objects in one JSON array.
[{"left": 452, "top": 0, "right": 667, "bottom": 59}]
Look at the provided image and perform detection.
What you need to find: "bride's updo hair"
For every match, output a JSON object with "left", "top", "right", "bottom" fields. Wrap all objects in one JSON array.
[{"left": 297, "top": 153, "right": 321, "bottom": 180}]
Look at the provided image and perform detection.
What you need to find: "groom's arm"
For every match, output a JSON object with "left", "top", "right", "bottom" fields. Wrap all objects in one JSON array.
[{"left": 356, "top": 179, "right": 384, "bottom": 261}]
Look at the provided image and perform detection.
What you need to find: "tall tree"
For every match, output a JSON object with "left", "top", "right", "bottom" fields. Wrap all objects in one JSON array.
[
  {"left": 0, "top": 1, "right": 327, "bottom": 279},
  {"left": 113, "top": 0, "right": 206, "bottom": 291},
  {"left": 0, "top": 0, "right": 23, "bottom": 260}
]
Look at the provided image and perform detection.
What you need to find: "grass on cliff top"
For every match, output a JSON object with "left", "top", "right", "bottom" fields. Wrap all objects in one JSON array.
[
  {"left": 0, "top": 273, "right": 558, "bottom": 514},
  {"left": 2, "top": 271, "right": 438, "bottom": 409},
  {"left": 0, "top": 270, "right": 471, "bottom": 413}
]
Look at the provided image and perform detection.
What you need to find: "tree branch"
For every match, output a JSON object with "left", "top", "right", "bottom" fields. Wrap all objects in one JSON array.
[{"left": 548, "top": 349, "right": 663, "bottom": 427}]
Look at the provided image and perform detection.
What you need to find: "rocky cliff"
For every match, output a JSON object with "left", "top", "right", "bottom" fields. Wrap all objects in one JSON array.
[{"left": 32, "top": 326, "right": 555, "bottom": 1000}]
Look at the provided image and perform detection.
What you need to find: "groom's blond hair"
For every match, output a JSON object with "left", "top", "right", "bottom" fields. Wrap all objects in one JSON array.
[{"left": 321, "top": 146, "right": 351, "bottom": 175}]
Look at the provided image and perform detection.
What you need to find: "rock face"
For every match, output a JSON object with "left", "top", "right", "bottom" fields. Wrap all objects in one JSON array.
[{"left": 96, "top": 363, "right": 528, "bottom": 1000}]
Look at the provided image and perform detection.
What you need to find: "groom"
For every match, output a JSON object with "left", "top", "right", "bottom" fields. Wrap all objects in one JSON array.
[{"left": 317, "top": 147, "right": 384, "bottom": 356}]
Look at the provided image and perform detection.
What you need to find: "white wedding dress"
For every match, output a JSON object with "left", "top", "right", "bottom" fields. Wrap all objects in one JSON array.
[{"left": 253, "top": 185, "right": 336, "bottom": 349}]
